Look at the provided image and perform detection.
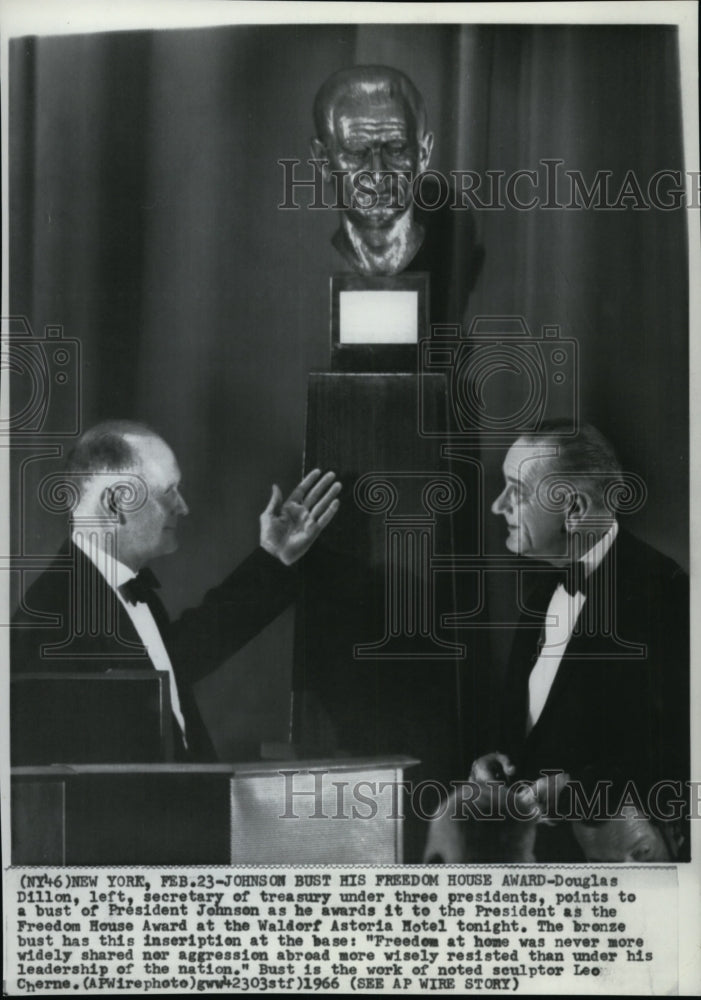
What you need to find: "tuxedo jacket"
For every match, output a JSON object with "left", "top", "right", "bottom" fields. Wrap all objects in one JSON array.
[
  {"left": 11, "top": 541, "right": 298, "bottom": 760},
  {"left": 499, "top": 529, "right": 689, "bottom": 806}
]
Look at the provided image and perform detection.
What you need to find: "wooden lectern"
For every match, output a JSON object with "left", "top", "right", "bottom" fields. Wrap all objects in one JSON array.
[
  {"left": 11, "top": 671, "right": 173, "bottom": 765},
  {"left": 11, "top": 756, "right": 418, "bottom": 865}
]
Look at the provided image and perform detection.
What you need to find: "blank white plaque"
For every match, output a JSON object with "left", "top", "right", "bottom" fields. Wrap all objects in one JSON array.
[{"left": 339, "top": 289, "right": 419, "bottom": 344}]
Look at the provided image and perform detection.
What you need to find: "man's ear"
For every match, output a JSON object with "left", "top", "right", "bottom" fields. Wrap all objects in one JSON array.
[
  {"left": 418, "top": 131, "right": 434, "bottom": 172},
  {"left": 100, "top": 486, "right": 125, "bottom": 524},
  {"left": 565, "top": 490, "right": 591, "bottom": 531},
  {"left": 310, "top": 137, "right": 331, "bottom": 180}
]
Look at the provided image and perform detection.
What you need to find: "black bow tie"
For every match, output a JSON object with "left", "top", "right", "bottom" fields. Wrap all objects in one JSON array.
[
  {"left": 553, "top": 561, "right": 588, "bottom": 598},
  {"left": 119, "top": 567, "right": 161, "bottom": 605}
]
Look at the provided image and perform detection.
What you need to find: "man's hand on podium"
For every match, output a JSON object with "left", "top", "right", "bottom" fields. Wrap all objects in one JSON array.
[{"left": 260, "top": 469, "right": 341, "bottom": 566}]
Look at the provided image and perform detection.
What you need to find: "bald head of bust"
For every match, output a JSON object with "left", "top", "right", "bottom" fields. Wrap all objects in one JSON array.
[
  {"left": 313, "top": 65, "right": 429, "bottom": 144},
  {"left": 311, "top": 65, "right": 434, "bottom": 275}
]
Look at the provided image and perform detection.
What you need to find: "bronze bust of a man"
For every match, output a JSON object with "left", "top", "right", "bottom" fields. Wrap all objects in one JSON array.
[{"left": 311, "top": 65, "right": 434, "bottom": 276}]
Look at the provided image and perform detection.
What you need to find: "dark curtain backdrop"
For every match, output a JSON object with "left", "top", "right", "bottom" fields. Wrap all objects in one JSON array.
[{"left": 10, "top": 24, "right": 687, "bottom": 758}]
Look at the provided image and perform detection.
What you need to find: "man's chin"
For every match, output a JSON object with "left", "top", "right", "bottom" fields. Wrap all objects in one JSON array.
[
  {"left": 160, "top": 533, "right": 179, "bottom": 555},
  {"left": 504, "top": 531, "right": 525, "bottom": 555}
]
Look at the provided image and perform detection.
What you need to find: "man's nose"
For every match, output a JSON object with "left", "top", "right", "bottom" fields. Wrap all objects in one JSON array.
[
  {"left": 175, "top": 490, "right": 189, "bottom": 516},
  {"left": 491, "top": 488, "right": 509, "bottom": 515}
]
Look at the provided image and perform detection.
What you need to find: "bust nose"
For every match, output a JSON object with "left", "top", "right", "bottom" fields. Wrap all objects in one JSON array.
[{"left": 369, "top": 145, "right": 384, "bottom": 183}]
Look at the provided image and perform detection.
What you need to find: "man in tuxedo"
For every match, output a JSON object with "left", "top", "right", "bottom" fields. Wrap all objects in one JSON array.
[
  {"left": 11, "top": 420, "right": 341, "bottom": 761},
  {"left": 485, "top": 420, "right": 688, "bottom": 860}
]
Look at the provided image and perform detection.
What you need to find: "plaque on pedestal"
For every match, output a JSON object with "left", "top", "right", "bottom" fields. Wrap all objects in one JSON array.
[{"left": 331, "top": 272, "right": 428, "bottom": 372}]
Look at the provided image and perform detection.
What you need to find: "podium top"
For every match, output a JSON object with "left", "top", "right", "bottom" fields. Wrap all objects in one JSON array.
[{"left": 12, "top": 754, "right": 421, "bottom": 777}]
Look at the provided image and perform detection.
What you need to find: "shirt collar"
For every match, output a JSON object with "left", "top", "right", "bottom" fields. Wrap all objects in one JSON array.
[
  {"left": 579, "top": 520, "right": 619, "bottom": 577},
  {"left": 71, "top": 528, "right": 136, "bottom": 589}
]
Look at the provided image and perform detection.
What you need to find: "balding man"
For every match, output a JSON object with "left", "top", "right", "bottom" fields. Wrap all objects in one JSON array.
[
  {"left": 11, "top": 420, "right": 340, "bottom": 760},
  {"left": 311, "top": 65, "right": 434, "bottom": 276}
]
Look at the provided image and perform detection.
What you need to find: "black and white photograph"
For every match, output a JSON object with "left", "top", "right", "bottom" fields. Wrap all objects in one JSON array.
[{"left": 1, "top": 1, "right": 699, "bottom": 994}]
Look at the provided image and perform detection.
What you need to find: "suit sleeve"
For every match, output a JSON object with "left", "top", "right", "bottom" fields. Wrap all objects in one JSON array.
[
  {"left": 572, "top": 560, "right": 689, "bottom": 831},
  {"left": 165, "top": 547, "right": 299, "bottom": 685}
]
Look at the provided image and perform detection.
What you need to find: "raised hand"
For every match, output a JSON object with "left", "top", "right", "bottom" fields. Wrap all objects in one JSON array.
[{"left": 260, "top": 469, "right": 341, "bottom": 566}]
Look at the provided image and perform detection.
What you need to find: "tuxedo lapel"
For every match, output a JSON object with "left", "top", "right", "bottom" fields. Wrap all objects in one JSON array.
[
  {"left": 69, "top": 541, "right": 197, "bottom": 757},
  {"left": 523, "top": 654, "right": 573, "bottom": 745},
  {"left": 125, "top": 572, "right": 171, "bottom": 634},
  {"left": 522, "top": 536, "right": 624, "bottom": 745},
  {"left": 501, "top": 566, "right": 560, "bottom": 754}
]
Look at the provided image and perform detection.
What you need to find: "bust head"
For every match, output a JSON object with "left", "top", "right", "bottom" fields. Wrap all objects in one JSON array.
[{"left": 311, "top": 65, "right": 434, "bottom": 275}]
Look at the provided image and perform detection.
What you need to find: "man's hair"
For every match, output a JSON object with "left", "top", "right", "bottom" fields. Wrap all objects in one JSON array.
[
  {"left": 519, "top": 419, "right": 624, "bottom": 512},
  {"left": 64, "top": 420, "right": 156, "bottom": 490},
  {"left": 313, "top": 65, "right": 427, "bottom": 142}
]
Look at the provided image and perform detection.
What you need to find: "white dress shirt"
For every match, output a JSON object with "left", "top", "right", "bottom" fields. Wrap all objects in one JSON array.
[
  {"left": 72, "top": 530, "right": 188, "bottom": 741},
  {"left": 526, "top": 522, "right": 619, "bottom": 734}
]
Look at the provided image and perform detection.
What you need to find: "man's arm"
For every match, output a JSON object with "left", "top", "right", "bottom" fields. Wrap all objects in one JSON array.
[{"left": 167, "top": 469, "right": 340, "bottom": 684}]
